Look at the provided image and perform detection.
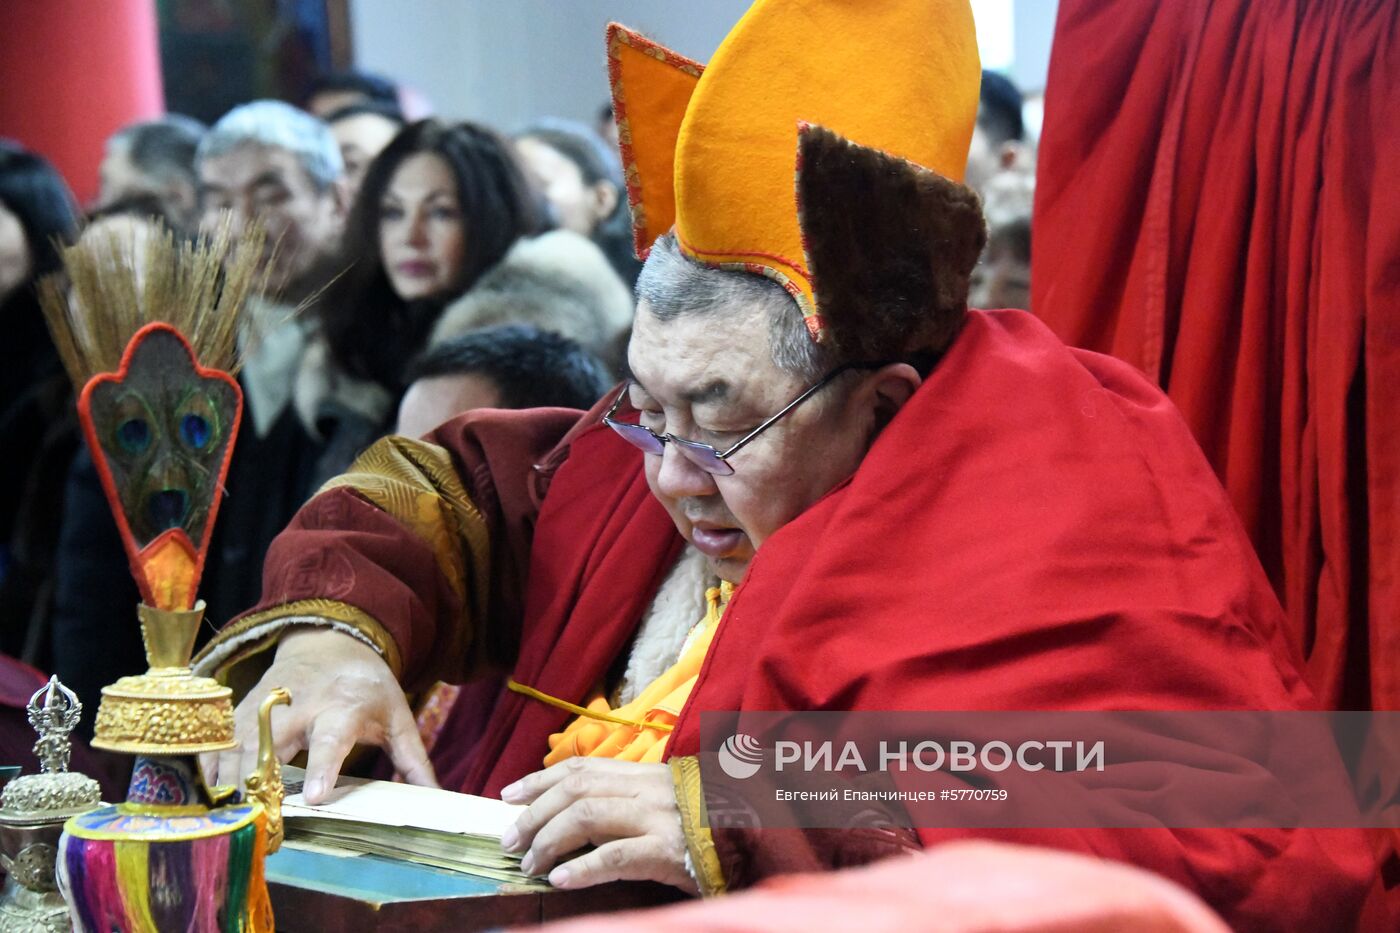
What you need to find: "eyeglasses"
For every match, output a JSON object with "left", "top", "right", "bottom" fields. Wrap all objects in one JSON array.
[{"left": 602, "top": 361, "right": 884, "bottom": 476}]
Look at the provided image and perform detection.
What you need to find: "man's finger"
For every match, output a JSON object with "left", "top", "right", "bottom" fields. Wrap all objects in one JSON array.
[
  {"left": 220, "top": 700, "right": 307, "bottom": 792},
  {"left": 214, "top": 693, "right": 267, "bottom": 790},
  {"left": 266, "top": 698, "right": 308, "bottom": 767},
  {"left": 274, "top": 729, "right": 304, "bottom": 765},
  {"left": 501, "top": 756, "right": 642, "bottom": 804},
  {"left": 385, "top": 701, "right": 438, "bottom": 788},
  {"left": 548, "top": 837, "right": 674, "bottom": 891},
  {"left": 199, "top": 752, "right": 219, "bottom": 787},
  {"left": 521, "top": 797, "right": 648, "bottom": 877},
  {"left": 240, "top": 747, "right": 264, "bottom": 790},
  {"left": 504, "top": 765, "right": 623, "bottom": 854},
  {"left": 302, "top": 712, "right": 360, "bottom": 804},
  {"left": 213, "top": 748, "right": 242, "bottom": 791}
]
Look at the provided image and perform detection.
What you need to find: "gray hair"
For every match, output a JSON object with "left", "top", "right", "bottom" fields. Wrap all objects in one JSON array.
[
  {"left": 635, "top": 234, "right": 830, "bottom": 381},
  {"left": 109, "top": 115, "right": 207, "bottom": 186},
  {"left": 196, "top": 101, "right": 343, "bottom": 189}
]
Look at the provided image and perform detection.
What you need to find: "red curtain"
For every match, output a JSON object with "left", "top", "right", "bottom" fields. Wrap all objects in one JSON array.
[
  {"left": 0, "top": 0, "right": 164, "bottom": 205},
  {"left": 1033, "top": 0, "right": 1399, "bottom": 711}
]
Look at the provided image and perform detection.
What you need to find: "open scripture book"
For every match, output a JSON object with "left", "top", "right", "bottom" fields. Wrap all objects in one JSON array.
[{"left": 280, "top": 766, "right": 546, "bottom": 887}]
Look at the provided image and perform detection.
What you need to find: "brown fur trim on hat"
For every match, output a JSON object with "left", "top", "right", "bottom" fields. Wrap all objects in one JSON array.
[{"left": 797, "top": 124, "right": 986, "bottom": 365}]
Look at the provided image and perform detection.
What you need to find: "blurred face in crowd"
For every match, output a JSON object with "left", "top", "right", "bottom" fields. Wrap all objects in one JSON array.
[
  {"left": 197, "top": 143, "right": 344, "bottom": 299},
  {"left": 395, "top": 372, "right": 502, "bottom": 438},
  {"left": 626, "top": 300, "right": 914, "bottom": 584},
  {"left": 97, "top": 144, "right": 148, "bottom": 205},
  {"left": 69, "top": 215, "right": 164, "bottom": 321},
  {"left": 82, "top": 213, "right": 162, "bottom": 262},
  {"left": 969, "top": 235, "right": 1031, "bottom": 311},
  {"left": 378, "top": 152, "right": 467, "bottom": 301},
  {"left": 516, "top": 137, "right": 617, "bottom": 237},
  {"left": 332, "top": 113, "right": 402, "bottom": 202},
  {"left": 309, "top": 90, "right": 369, "bottom": 120},
  {"left": 0, "top": 200, "right": 32, "bottom": 304},
  {"left": 969, "top": 169, "right": 1032, "bottom": 310},
  {"left": 966, "top": 123, "right": 1033, "bottom": 196},
  {"left": 98, "top": 143, "right": 198, "bottom": 224}
]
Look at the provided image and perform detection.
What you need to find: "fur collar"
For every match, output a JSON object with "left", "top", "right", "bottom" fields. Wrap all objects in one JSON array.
[{"left": 430, "top": 230, "right": 634, "bottom": 355}]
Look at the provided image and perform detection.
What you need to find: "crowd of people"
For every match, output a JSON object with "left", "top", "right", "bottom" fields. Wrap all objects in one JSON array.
[{"left": 0, "top": 73, "right": 665, "bottom": 730}]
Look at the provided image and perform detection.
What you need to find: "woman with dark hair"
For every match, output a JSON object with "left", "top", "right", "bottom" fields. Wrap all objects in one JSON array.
[
  {"left": 516, "top": 118, "right": 642, "bottom": 285},
  {"left": 0, "top": 142, "right": 80, "bottom": 400},
  {"left": 0, "top": 141, "right": 80, "bottom": 661},
  {"left": 304, "top": 119, "right": 632, "bottom": 477},
  {"left": 317, "top": 119, "right": 540, "bottom": 392}
]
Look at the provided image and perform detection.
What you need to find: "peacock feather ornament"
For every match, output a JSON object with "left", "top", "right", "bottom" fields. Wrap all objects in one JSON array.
[{"left": 38, "top": 217, "right": 291, "bottom": 933}]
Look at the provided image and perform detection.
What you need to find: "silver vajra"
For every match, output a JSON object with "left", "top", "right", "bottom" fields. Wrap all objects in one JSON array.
[
  {"left": 26, "top": 678, "right": 81, "bottom": 776},
  {"left": 1, "top": 676, "right": 98, "bottom": 815}
]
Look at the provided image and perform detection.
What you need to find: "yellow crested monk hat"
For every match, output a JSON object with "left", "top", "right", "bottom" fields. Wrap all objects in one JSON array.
[{"left": 609, "top": 0, "right": 987, "bottom": 362}]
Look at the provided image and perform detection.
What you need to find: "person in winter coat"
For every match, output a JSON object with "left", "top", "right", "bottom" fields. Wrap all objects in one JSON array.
[
  {"left": 0, "top": 141, "right": 80, "bottom": 665},
  {"left": 303, "top": 118, "right": 632, "bottom": 476}
]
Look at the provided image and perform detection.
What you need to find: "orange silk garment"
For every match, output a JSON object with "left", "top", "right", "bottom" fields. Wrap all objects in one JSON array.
[{"left": 541, "top": 582, "right": 731, "bottom": 765}]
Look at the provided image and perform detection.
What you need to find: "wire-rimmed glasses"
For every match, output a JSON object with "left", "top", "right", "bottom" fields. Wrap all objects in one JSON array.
[{"left": 602, "top": 361, "right": 886, "bottom": 476}]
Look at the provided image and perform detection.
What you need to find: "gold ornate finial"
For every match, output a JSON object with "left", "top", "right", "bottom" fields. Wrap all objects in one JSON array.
[
  {"left": 139, "top": 601, "right": 203, "bottom": 669},
  {"left": 91, "top": 602, "right": 237, "bottom": 755},
  {"left": 243, "top": 687, "right": 291, "bottom": 852}
]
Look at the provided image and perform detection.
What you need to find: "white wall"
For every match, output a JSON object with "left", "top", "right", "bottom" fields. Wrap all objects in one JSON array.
[
  {"left": 350, "top": 0, "right": 1059, "bottom": 131},
  {"left": 1011, "top": 0, "right": 1058, "bottom": 92},
  {"left": 350, "top": 0, "right": 752, "bottom": 130}
]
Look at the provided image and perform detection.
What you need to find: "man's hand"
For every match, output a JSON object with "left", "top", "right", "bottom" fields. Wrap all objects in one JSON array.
[
  {"left": 499, "top": 758, "right": 697, "bottom": 894},
  {"left": 203, "top": 628, "right": 437, "bottom": 803}
]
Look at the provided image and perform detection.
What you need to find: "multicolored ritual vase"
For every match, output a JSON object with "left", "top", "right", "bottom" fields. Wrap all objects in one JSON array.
[{"left": 38, "top": 219, "right": 291, "bottom": 932}]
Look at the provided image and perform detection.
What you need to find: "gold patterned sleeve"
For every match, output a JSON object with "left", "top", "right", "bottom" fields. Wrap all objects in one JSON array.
[
  {"left": 194, "top": 435, "right": 493, "bottom": 692},
  {"left": 670, "top": 755, "right": 728, "bottom": 896}
]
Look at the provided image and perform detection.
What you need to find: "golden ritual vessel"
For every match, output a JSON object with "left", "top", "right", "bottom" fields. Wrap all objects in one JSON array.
[{"left": 90, "top": 601, "right": 237, "bottom": 756}]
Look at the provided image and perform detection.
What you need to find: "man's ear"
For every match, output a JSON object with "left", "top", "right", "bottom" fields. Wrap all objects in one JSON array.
[
  {"left": 591, "top": 180, "right": 620, "bottom": 223},
  {"left": 862, "top": 362, "right": 922, "bottom": 432}
]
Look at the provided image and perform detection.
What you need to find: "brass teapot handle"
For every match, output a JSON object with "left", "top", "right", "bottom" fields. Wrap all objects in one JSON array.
[{"left": 243, "top": 687, "right": 292, "bottom": 852}]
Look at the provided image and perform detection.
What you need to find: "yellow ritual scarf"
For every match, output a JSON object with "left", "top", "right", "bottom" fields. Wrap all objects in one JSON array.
[{"left": 509, "top": 583, "right": 732, "bottom": 765}]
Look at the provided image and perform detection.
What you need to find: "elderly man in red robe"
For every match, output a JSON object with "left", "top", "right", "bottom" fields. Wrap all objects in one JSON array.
[{"left": 196, "top": 1, "right": 1377, "bottom": 926}]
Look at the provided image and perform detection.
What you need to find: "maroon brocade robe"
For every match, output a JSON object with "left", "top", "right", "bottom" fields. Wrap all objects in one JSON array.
[{"left": 223, "top": 311, "right": 1378, "bottom": 928}]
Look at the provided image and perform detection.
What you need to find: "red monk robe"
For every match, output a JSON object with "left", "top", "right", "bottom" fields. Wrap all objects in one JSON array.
[
  {"left": 1032, "top": 0, "right": 1400, "bottom": 715},
  {"left": 198, "top": 310, "right": 1378, "bottom": 929}
]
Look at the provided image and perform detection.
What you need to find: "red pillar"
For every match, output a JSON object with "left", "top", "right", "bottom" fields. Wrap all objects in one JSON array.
[{"left": 0, "top": 0, "right": 165, "bottom": 206}]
